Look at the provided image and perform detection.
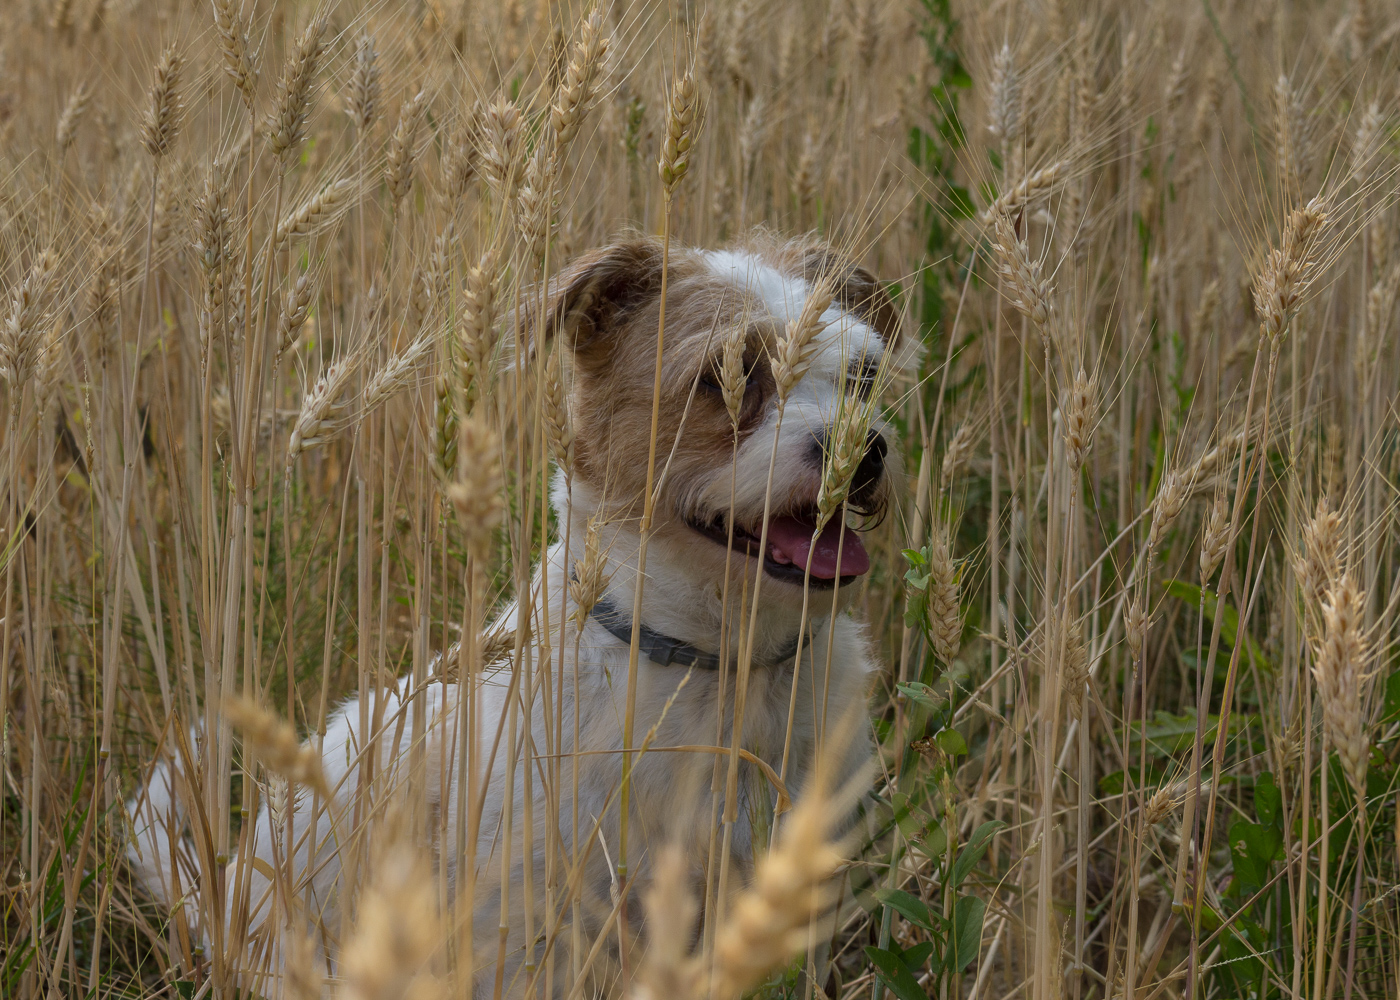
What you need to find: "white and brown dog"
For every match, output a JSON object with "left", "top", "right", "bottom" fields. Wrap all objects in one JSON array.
[{"left": 127, "top": 232, "right": 912, "bottom": 994}]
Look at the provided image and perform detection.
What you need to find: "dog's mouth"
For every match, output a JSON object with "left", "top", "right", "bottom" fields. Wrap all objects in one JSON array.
[{"left": 685, "top": 509, "right": 871, "bottom": 588}]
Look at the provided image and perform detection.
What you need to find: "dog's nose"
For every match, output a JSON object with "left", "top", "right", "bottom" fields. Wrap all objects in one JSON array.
[{"left": 853, "top": 430, "right": 886, "bottom": 487}]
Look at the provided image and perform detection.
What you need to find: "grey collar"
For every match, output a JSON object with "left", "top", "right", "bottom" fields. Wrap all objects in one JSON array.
[{"left": 587, "top": 594, "right": 803, "bottom": 670}]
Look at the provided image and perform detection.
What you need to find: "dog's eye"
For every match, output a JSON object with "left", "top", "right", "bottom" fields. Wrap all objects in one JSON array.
[
  {"left": 848, "top": 363, "right": 879, "bottom": 397},
  {"left": 699, "top": 370, "right": 723, "bottom": 394}
]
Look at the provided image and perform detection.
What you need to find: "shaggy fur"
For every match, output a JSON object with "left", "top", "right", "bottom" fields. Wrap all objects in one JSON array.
[{"left": 126, "top": 233, "right": 912, "bottom": 996}]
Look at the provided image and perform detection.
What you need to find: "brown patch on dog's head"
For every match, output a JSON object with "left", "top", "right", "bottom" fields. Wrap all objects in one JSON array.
[
  {"left": 544, "top": 237, "right": 667, "bottom": 364},
  {"left": 543, "top": 236, "right": 759, "bottom": 517}
]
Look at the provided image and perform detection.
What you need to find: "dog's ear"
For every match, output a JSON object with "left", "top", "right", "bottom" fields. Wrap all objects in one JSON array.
[
  {"left": 544, "top": 237, "right": 666, "bottom": 364},
  {"left": 801, "top": 247, "right": 907, "bottom": 358}
]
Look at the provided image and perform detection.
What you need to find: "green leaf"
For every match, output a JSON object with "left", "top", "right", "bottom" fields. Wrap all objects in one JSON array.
[
  {"left": 898, "top": 681, "right": 943, "bottom": 709},
  {"left": 1228, "top": 820, "right": 1282, "bottom": 895},
  {"left": 865, "top": 946, "right": 931, "bottom": 1000},
  {"left": 874, "top": 888, "right": 936, "bottom": 930},
  {"left": 950, "top": 894, "right": 988, "bottom": 972},
  {"left": 950, "top": 820, "right": 1005, "bottom": 889},
  {"left": 948, "top": 184, "right": 976, "bottom": 219},
  {"left": 1383, "top": 668, "right": 1400, "bottom": 724},
  {"left": 1253, "top": 773, "right": 1282, "bottom": 829},
  {"left": 1163, "top": 580, "right": 1273, "bottom": 672},
  {"left": 1099, "top": 770, "right": 1125, "bottom": 795},
  {"left": 902, "top": 941, "right": 937, "bottom": 970},
  {"left": 921, "top": 819, "right": 948, "bottom": 860},
  {"left": 935, "top": 728, "right": 968, "bottom": 756}
]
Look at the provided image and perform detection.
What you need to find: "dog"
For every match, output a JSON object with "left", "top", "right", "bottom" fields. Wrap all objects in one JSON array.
[{"left": 127, "top": 231, "right": 912, "bottom": 995}]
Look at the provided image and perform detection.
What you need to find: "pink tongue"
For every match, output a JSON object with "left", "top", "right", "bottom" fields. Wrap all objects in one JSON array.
[{"left": 765, "top": 516, "right": 871, "bottom": 579}]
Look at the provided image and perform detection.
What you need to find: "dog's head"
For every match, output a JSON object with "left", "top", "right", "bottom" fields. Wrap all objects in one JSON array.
[{"left": 544, "top": 233, "right": 914, "bottom": 605}]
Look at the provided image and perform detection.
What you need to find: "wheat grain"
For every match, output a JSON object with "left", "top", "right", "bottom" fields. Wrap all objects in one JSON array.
[
  {"left": 362, "top": 334, "right": 433, "bottom": 413},
  {"left": 385, "top": 89, "right": 429, "bottom": 205},
  {"left": 55, "top": 81, "right": 90, "bottom": 155},
  {"left": 550, "top": 10, "right": 609, "bottom": 156},
  {"left": 276, "top": 178, "right": 354, "bottom": 247},
  {"left": 346, "top": 32, "right": 381, "bottom": 134},
  {"left": 1147, "top": 469, "right": 1187, "bottom": 551},
  {"left": 570, "top": 516, "right": 609, "bottom": 629},
  {"left": 709, "top": 776, "right": 847, "bottom": 1000},
  {"left": 341, "top": 832, "right": 444, "bottom": 1000},
  {"left": 1252, "top": 196, "right": 1329, "bottom": 342},
  {"left": 0, "top": 249, "right": 60, "bottom": 391},
  {"left": 266, "top": 18, "right": 325, "bottom": 162},
  {"left": 1200, "top": 487, "right": 1230, "bottom": 582},
  {"left": 224, "top": 697, "right": 328, "bottom": 795},
  {"left": 275, "top": 271, "right": 314, "bottom": 361},
  {"left": 1063, "top": 369, "right": 1096, "bottom": 471},
  {"left": 447, "top": 413, "right": 503, "bottom": 560},
  {"left": 660, "top": 69, "right": 698, "bottom": 196},
  {"left": 719, "top": 324, "right": 747, "bottom": 431},
  {"left": 481, "top": 97, "right": 525, "bottom": 203},
  {"left": 1312, "top": 574, "right": 1371, "bottom": 798},
  {"left": 991, "top": 209, "right": 1056, "bottom": 343},
  {"left": 286, "top": 359, "right": 359, "bottom": 462},
  {"left": 926, "top": 520, "right": 962, "bottom": 663},
  {"left": 772, "top": 277, "right": 834, "bottom": 400},
  {"left": 542, "top": 347, "right": 573, "bottom": 474},
  {"left": 988, "top": 44, "right": 1021, "bottom": 149},
  {"left": 140, "top": 46, "right": 184, "bottom": 158},
  {"left": 212, "top": 0, "right": 258, "bottom": 110}
]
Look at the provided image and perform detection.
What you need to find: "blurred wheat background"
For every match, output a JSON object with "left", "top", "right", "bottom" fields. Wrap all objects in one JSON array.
[{"left": 1, "top": 0, "right": 1399, "bottom": 998}]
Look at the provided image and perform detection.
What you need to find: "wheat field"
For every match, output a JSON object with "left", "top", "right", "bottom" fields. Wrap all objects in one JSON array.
[{"left": 1, "top": 0, "right": 1398, "bottom": 998}]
